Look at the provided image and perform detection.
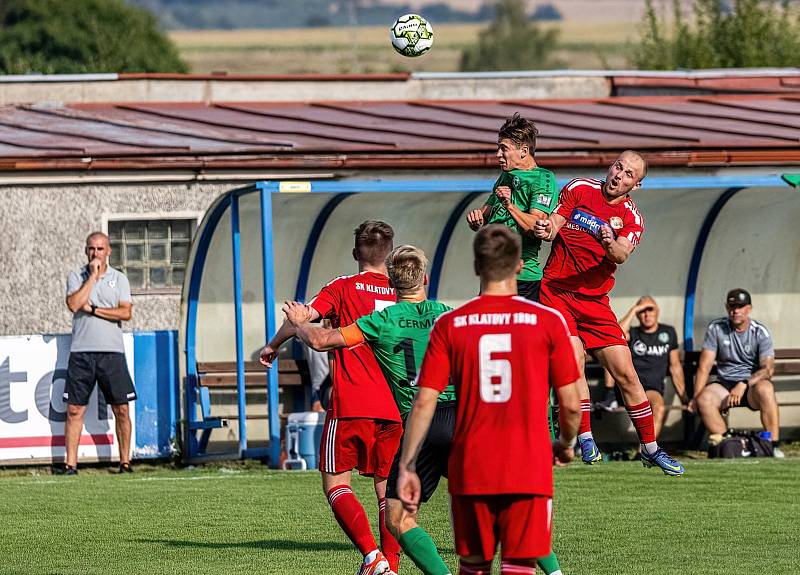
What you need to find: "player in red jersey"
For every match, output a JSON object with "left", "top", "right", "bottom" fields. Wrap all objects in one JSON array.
[
  {"left": 260, "top": 221, "right": 402, "bottom": 575},
  {"left": 398, "top": 225, "right": 581, "bottom": 575},
  {"left": 533, "top": 151, "right": 685, "bottom": 476}
]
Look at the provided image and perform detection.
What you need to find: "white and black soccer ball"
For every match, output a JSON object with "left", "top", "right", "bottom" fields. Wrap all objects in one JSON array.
[{"left": 390, "top": 13, "right": 434, "bottom": 57}]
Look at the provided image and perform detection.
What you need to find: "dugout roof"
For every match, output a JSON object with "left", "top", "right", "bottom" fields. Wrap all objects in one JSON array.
[{"left": 2, "top": 92, "right": 800, "bottom": 171}]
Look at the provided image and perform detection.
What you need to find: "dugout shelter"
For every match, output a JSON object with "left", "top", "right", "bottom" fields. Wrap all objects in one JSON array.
[{"left": 181, "top": 174, "right": 800, "bottom": 465}]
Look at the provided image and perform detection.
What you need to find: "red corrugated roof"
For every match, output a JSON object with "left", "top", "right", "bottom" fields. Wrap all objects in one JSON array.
[{"left": 1, "top": 93, "right": 799, "bottom": 171}]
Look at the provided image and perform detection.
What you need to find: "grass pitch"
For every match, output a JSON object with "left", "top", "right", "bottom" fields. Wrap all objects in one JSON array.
[{"left": 1, "top": 458, "right": 797, "bottom": 574}]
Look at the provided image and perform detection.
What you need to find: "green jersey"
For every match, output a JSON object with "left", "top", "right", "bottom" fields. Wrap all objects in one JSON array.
[
  {"left": 485, "top": 167, "right": 558, "bottom": 281},
  {"left": 355, "top": 300, "right": 456, "bottom": 414}
]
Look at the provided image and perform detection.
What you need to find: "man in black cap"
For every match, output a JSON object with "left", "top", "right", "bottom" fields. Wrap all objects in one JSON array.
[{"left": 689, "top": 288, "right": 783, "bottom": 457}]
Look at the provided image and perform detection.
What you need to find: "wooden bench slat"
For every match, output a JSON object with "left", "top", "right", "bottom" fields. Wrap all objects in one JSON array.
[{"left": 197, "top": 359, "right": 303, "bottom": 373}]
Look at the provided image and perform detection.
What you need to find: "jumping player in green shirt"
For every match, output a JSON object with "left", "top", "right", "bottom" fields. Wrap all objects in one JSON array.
[
  {"left": 464, "top": 113, "right": 565, "bottom": 575},
  {"left": 466, "top": 112, "right": 558, "bottom": 302},
  {"left": 285, "top": 245, "right": 454, "bottom": 575}
]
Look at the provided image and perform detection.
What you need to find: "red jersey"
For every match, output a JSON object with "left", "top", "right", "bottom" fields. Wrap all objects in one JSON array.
[
  {"left": 417, "top": 295, "right": 579, "bottom": 496},
  {"left": 543, "top": 178, "right": 644, "bottom": 296},
  {"left": 309, "top": 271, "right": 400, "bottom": 422}
]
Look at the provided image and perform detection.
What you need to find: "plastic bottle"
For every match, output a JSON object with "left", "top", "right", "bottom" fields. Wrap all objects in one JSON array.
[{"left": 758, "top": 430, "right": 772, "bottom": 442}]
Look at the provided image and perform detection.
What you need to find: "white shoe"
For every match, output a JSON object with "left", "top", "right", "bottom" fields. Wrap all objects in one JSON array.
[
  {"left": 773, "top": 447, "right": 785, "bottom": 459},
  {"left": 358, "top": 550, "right": 391, "bottom": 575}
]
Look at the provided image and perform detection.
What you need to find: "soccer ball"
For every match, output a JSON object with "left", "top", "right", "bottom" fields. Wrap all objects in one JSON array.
[{"left": 390, "top": 14, "right": 434, "bottom": 57}]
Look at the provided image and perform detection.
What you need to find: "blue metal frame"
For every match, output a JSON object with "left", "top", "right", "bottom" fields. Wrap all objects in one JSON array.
[
  {"left": 184, "top": 174, "right": 792, "bottom": 465},
  {"left": 259, "top": 184, "right": 282, "bottom": 465},
  {"left": 184, "top": 189, "right": 239, "bottom": 459},
  {"left": 682, "top": 187, "right": 744, "bottom": 351},
  {"left": 230, "top": 192, "right": 248, "bottom": 456}
]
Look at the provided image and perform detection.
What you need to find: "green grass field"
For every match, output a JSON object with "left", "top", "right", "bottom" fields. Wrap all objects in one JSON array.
[{"left": 1, "top": 458, "right": 797, "bottom": 574}]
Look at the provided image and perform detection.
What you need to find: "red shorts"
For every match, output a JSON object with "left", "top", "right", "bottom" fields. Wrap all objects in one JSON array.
[
  {"left": 451, "top": 494, "right": 553, "bottom": 561},
  {"left": 539, "top": 283, "right": 627, "bottom": 350},
  {"left": 318, "top": 417, "right": 402, "bottom": 477}
]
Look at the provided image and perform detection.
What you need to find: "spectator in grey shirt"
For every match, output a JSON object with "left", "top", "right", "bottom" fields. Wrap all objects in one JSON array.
[
  {"left": 689, "top": 288, "right": 781, "bottom": 455},
  {"left": 62, "top": 232, "right": 136, "bottom": 474}
]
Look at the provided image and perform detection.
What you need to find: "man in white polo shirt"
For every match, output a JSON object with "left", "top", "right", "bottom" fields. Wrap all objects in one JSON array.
[{"left": 63, "top": 232, "right": 136, "bottom": 475}]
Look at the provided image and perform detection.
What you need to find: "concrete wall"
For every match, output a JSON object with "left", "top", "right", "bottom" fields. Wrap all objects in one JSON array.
[
  {"left": 0, "top": 180, "right": 231, "bottom": 336},
  {"left": 0, "top": 75, "right": 610, "bottom": 105}
]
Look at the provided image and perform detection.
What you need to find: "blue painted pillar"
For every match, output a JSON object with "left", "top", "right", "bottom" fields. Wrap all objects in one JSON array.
[{"left": 133, "top": 330, "right": 179, "bottom": 459}]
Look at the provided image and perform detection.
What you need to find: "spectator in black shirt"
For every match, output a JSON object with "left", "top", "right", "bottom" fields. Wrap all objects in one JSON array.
[{"left": 597, "top": 296, "right": 688, "bottom": 438}]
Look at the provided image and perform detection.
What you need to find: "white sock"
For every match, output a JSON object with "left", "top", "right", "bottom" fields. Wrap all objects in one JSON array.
[
  {"left": 642, "top": 441, "right": 658, "bottom": 455},
  {"left": 578, "top": 432, "right": 593, "bottom": 441}
]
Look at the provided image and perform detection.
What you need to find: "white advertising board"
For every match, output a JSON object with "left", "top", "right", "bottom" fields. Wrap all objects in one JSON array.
[{"left": 0, "top": 334, "right": 136, "bottom": 464}]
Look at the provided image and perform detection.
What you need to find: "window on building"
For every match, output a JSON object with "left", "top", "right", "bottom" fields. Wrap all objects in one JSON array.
[{"left": 107, "top": 218, "right": 197, "bottom": 292}]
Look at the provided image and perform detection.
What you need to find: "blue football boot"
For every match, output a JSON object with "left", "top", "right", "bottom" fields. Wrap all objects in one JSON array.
[
  {"left": 641, "top": 448, "right": 685, "bottom": 477},
  {"left": 578, "top": 436, "right": 602, "bottom": 465}
]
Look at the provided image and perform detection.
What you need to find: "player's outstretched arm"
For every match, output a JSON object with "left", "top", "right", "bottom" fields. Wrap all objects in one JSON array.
[
  {"left": 553, "top": 380, "right": 580, "bottom": 466},
  {"left": 295, "top": 323, "right": 347, "bottom": 352},
  {"left": 398, "top": 386, "right": 440, "bottom": 513},
  {"left": 259, "top": 303, "right": 322, "bottom": 368}
]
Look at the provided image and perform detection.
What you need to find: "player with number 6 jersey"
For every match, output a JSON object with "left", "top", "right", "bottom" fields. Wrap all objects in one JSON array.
[{"left": 398, "top": 225, "right": 581, "bottom": 575}]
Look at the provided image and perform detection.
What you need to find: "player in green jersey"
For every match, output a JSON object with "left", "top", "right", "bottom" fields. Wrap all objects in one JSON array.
[
  {"left": 464, "top": 113, "right": 566, "bottom": 575},
  {"left": 466, "top": 112, "right": 558, "bottom": 302},
  {"left": 284, "top": 245, "right": 454, "bottom": 575}
]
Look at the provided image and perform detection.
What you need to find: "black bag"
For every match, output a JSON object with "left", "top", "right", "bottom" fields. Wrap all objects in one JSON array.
[{"left": 708, "top": 432, "right": 774, "bottom": 459}]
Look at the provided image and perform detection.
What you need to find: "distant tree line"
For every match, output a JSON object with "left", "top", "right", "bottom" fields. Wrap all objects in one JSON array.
[
  {"left": 632, "top": 0, "right": 800, "bottom": 69},
  {"left": 0, "top": 0, "right": 187, "bottom": 74},
  {"left": 128, "top": 0, "right": 561, "bottom": 30}
]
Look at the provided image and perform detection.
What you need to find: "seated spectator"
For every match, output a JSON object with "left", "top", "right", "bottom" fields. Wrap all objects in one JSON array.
[
  {"left": 596, "top": 296, "right": 687, "bottom": 439},
  {"left": 689, "top": 289, "right": 783, "bottom": 457}
]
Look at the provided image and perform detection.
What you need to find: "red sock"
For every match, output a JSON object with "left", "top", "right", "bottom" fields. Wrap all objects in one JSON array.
[
  {"left": 501, "top": 561, "right": 537, "bottom": 575},
  {"left": 626, "top": 400, "right": 656, "bottom": 444},
  {"left": 378, "top": 497, "right": 401, "bottom": 572},
  {"left": 327, "top": 486, "right": 377, "bottom": 556},
  {"left": 460, "top": 560, "right": 493, "bottom": 575},
  {"left": 579, "top": 399, "right": 592, "bottom": 435}
]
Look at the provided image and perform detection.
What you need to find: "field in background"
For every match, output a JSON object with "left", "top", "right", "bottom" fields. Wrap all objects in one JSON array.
[
  {"left": 170, "top": 20, "right": 637, "bottom": 75},
  {"left": 2, "top": 458, "right": 798, "bottom": 574}
]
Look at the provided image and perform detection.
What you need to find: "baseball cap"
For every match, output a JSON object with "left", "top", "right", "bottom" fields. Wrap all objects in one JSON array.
[{"left": 726, "top": 288, "right": 751, "bottom": 307}]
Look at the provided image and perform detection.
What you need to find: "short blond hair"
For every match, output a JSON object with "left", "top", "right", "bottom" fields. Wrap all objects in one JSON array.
[{"left": 386, "top": 245, "right": 428, "bottom": 295}]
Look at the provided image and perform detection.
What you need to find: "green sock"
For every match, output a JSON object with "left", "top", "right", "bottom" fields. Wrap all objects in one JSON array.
[
  {"left": 398, "top": 527, "right": 451, "bottom": 575},
  {"left": 537, "top": 550, "right": 562, "bottom": 575}
]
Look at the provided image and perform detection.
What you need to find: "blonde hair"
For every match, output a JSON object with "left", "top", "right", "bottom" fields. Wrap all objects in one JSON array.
[{"left": 386, "top": 245, "right": 428, "bottom": 295}]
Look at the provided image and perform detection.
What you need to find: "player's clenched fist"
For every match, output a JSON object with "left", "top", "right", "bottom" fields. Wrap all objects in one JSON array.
[
  {"left": 466, "top": 208, "right": 485, "bottom": 231},
  {"left": 495, "top": 185, "right": 512, "bottom": 206},
  {"left": 552, "top": 438, "right": 575, "bottom": 467},
  {"left": 259, "top": 344, "right": 278, "bottom": 368},
  {"left": 533, "top": 218, "right": 552, "bottom": 239},
  {"left": 599, "top": 225, "right": 615, "bottom": 247}
]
